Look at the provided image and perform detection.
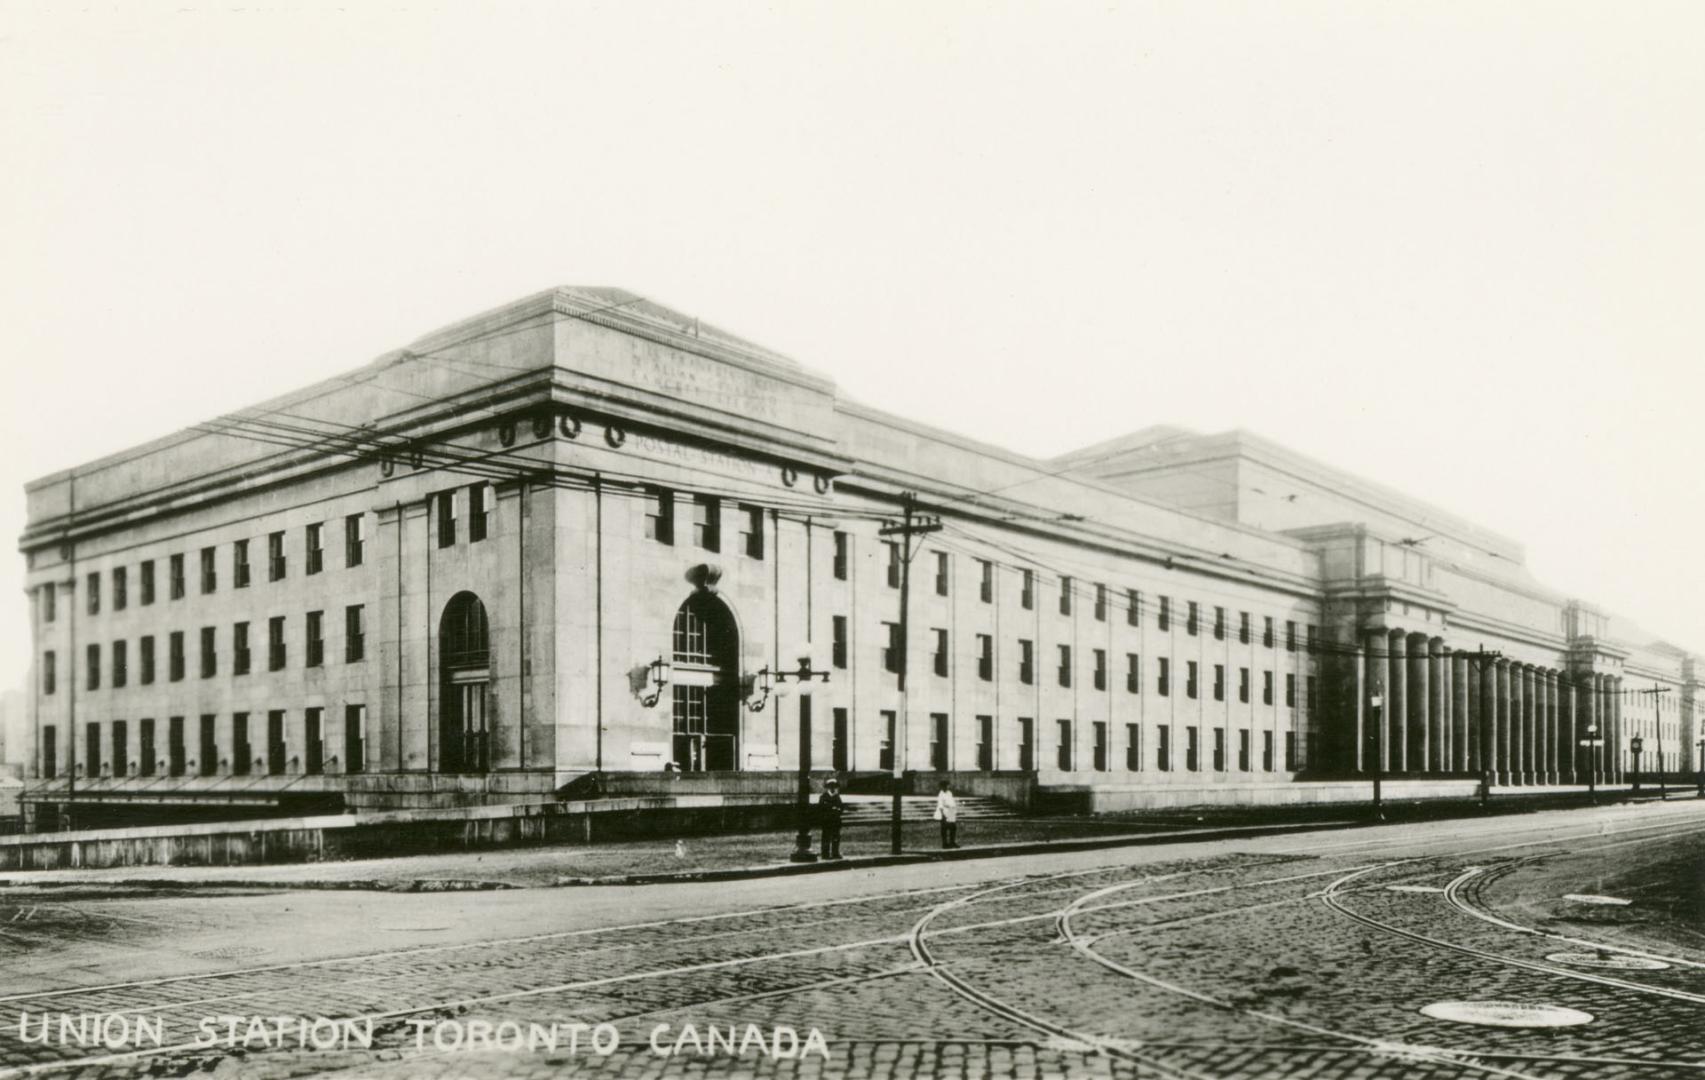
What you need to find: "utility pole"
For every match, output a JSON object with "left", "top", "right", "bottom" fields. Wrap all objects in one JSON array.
[
  {"left": 1369, "top": 680, "right": 1384, "bottom": 821},
  {"left": 877, "top": 492, "right": 941, "bottom": 855},
  {"left": 1458, "top": 647, "right": 1502, "bottom": 809}
]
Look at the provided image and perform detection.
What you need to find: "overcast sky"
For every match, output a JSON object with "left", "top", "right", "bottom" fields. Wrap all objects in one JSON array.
[{"left": 2, "top": 1, "right": 1702, "bottom": 694}]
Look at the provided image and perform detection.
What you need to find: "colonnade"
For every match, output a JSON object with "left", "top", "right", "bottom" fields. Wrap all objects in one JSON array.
[{"left": 1354, "top": 628, "right": 1623, "bottom": 786}]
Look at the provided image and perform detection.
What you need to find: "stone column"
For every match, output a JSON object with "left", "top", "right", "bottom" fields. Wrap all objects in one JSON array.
[
  {"left": 1453, "top": 652, "right": 1471, "bottom": 772},
  {"left": 1546, "top": 670, "right": 1560, "bottom": 783},
  {"left": 1408, "top": 633, "right": 1429, "bottom": 774},
  {"left": 1536, "top": 670, "right": 1550, "bottom": 784},
  {"left": 1388, "top": 630, "right": 1408, "bottom": 774},
  {"left": 1589, "top": 673, "right": 1604, "bottom": 785},
  {"left": 1524, "top": 666, "right": 1538, "bottom": 784},
  {"left": 1564, "top": 677, "right": 1578, "bottom": 784},
  {"left": 1612, "top": 676, "right": 1625, "bottom": 782},
  {"left": 1364, "top": 631, "right": 1387, "bottom": 772},
  {"left": 1429, "top": 639, "right": 1445, "bottom": 772},
  {"left": 1465, "top": 655, "right": 1481, "bottom": 773},
  {"left": 1495, "top": 660, "right": 1511, "bottom": 785},
  {"left": 1510, "top": 664, "right": 1526, "bottom": 784}
]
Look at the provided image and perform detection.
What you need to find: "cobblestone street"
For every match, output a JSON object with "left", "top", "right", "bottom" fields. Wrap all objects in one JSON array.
[{"left": 2, "top": 801, "right": 1702, "bottom": 1079}]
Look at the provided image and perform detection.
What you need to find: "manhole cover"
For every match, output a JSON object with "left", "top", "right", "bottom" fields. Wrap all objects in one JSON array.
[
  {"left": 1420, "top": 1001, "right": 1593, "bottom": 1029},
  {"left": 1563, "top": 894, "right": 1631, "bottom": 906},
  {"left": 1387, "top": 885, "right": 1443, "bottom": 894},
  {"left": 1546, "top": 952, "right": 1670, "bottom": 971}
]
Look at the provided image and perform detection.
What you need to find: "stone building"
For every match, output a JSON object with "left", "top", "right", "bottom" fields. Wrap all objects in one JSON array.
[{"left": 15, "top": 288, "right": 1701, "bottom": 826}]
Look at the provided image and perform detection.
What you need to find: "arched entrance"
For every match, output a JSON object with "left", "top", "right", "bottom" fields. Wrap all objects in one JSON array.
[
  {"left": 671, "top": 593, "right": 740, "bottom": 771},
  {"left": 439, "top": 592, "right": 491, "bottom": 773}
]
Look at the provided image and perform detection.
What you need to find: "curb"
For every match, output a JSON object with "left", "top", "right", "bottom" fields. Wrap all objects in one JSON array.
[{"left": 551, "top": 818, "right": 1360, "bottom": 886}]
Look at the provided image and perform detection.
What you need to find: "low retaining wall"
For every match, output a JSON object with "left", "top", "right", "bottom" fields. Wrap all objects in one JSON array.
[
  {"left": 0, "top": 794, "right": 799, "bottom": 872},
  {"left": 1041, "top": 777, "right": 1483, "bottom": 814}
]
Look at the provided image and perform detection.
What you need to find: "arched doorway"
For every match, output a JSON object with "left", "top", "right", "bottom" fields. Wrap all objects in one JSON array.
[
  {"left": 671, "top": 593, "right": 740, "bottom": 771},
  {"left": 439, "top": 592, "right": 491, "bottom": 773}
]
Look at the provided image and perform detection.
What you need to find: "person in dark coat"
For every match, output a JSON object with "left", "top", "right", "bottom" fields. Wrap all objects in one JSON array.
[{"left": 818, "top": 776, "right": 845, "bottom": 860}]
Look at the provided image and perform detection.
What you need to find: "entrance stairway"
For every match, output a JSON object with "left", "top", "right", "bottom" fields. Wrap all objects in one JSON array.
[{"left": 838, "top": 794, "right": 1017, "bottom": 824}]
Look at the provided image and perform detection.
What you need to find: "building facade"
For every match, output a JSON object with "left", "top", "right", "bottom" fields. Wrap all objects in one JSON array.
[{"left": 16, "top": 288, "right": 1702, "bottom": 826}]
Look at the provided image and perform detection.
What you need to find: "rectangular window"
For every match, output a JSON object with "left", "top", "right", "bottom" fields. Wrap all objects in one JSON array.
[
  {"left": 233, "top": 622, "right": 251, "bottom": 675},
  {"left": 1059, "top": 576, "right": 1073, "bottom": 616},
  {"left": 234, "top": 540, "right": 251, "bottom": 589},
  {"left": 1186, "top": 660, "right": 1198, "bottom": 699},
  {"left": 1187, "top": 726, "right": 1200, "bottom": 772},
  {"left": 267, "top": 532, "right": 286, "bottom": 581},
  {"left": 113, "top": 567, "right": 127, "bottom": 611},
  {"left": 200, "top": 626, "right": 216, "bottom": 678},
  {"left": 469, "top": 484, "right": 490, "bottom": 543},
  {"left": 1125, "top": 723, "right": 1141, "bottom": 771},
  {"left": 41, "top": 650, "right": 55, "bottom": 695},
  {"left": 306, "top": 523, "right": 324, "bottom": 574},
  {"left": 169, "top": 632, "right": 184, "bottom": 682},
  {"left": 979, "top": 559, "right": 993, "bottom": 603},
  {"left": 1285, "top": 731, "right": 1296, "bottom": 771},
  {"left": 1238, "top": 729, "right": 1249, "bottom": 772},
  {"left": 267, "top": 710, "right": 286, "bottom": 775},
  {"left": 930, "top": 712, "right": 949, "bottom": 771},
  {"left": 1307, "top": 624, "right": 1319, "bottom": 655},
  {"left": 1093, "top": 721, "right": 1108, "bottom": 771},
  {"left": 346, "top": 605, "right": 366, "bottom": 662},
  {"left": 1263, "top": 670, "right": 1274, "bottom": 706},
  {"left": 42, "top": 582, "right": 56, "bottom": 623},
  {"left": 1239, "top": 611, "right": 1250, "bottom": 644},
  {"left": 1213, "top": 663, "right": 1225, "bottom": 702},
  {"left": 86, "top": 642, "right": 101, "bottom": 690},
  {"left": 268, "top": 616, "right": 286, "bottom": 670},
  {"left": 885, "top": 542, "right": 901, "bottom": 588},
  {"left": 1307, "top": 675, "right": 1318, "bottom": 713},
  {"left": 644, "top": 487, "right": 675, "bottom": 544},
  {"left": 199, "top": 716, "right": 216, "bottom": 777},
  {"left": 305, "top": 707, "right": 324, "bottom": 775},
  {"left": 1263, "top": 731, "right": 1275, "bottom": 772},
  {"left": 233, "top": 712, "right": 251, "bottom": 775},
  {"left": 87, "top": 571, "right": 100, "bottom": 615},
  {"left": 1263, "top": 616, "right": 1275, "bottom": 649},
  {"left": 977, "top": 633, "right": 993, "bottom": 681},
  {"left": 306, "top": 610, "right": 324, "bottom": 668},
  {"left": 1286, "top": 673, "right": 1297, "bottom": 708},
  {"left": 140, "top": 561, "right": 156, "bottom": 604},
  {"left": 201, "top": 546, "right": 217, "bottom": 592},
  {"left": 1019, "top": 638, "right": 1035, "bottom": 685},
  {"left": 110, "top": 724, "right": 128, "bottom": 776},
  {"left": 879, "top": 710, "right": 897, "bottom": 772},
  {"left": 831, "top": 615, "right": 848, "bottom": 669},
  {"left": 976, "top": 715, "right": 994, "bottom": 771},
  {"left": 138, "top": 719, "right": 154, "bottom": 777},
  {"left": 1126, "top": 588, "right": 1141, "bottom": 627},
  {"left": 1058, "top": 644, "right": 1072, "bottom": 688},
  {"left": 1021, "top": 569, "right": 1034, "bottom": 610},
  {"left": 113, "top": 640, "right": 127, "bottom": 688},
  {"left": 346, "top": 513, "right": 366, "bottom": 566},
  {"left": 1093, "top": 648, "right": 1107, "bottom": 691},
  {"left": 740, "top": 504, "right": 764, "bottom": 559},
  {"left": 825, "top": 707, "right": 847, "bottom": 772},
  {"left": 1158, "top": 657, "right": 1170, "bottom": 697},
  {"left": 1018, "top": 717, "right": 1035, "bottom": 772},
  {"left": 1056, "top": 719, "right": 1073, "bottom": 771},
  {"left": 345, "top": 704, "right": 366, "bottom": 774},
  {"left": 1126, "top": 652, "right": 1140, "bottom": 693},
  {"left": 41, "top": 726, "right": 56, "bottom": 778},
  {"left": 1285, "top": 620, "right": 1296, "bottom": 652},
  {"left": 932, "top": 628, "right": 949, "bottom": 677},
  {"left": 832, "top": 531, "right": 849, "bottom": 580},
  {"left": 1214, "top": 606, "right": 1225, "bottom": 640},
  {"left": 692, "top": 495, "right": 721, "bottom": 551},
  {"left": 1157, "top": 725, "right": 1172, "bottom": 771},
  {"left": 437, "top": 491, "right": 457, "bottom": 548},
  {"left": 169, "top": 552, "right": 186, "bottom": 598},
  {"left": 1187, "top": 601, "right": 1198, "bottom": 636},
  {"left": 1094, "top": 584, "right": 1107, "bottom": 622},
  {"left": 875, "top": 621, "right": 901, "bottom": 675},
  {"left": 168, "top": 716, "right": 186, "bottom": 777},
  {"left": 933, "top": 550, "right": 948, "bottom": 596},
  {"left": 86, "top": 722, "right": 101, "bottom": 777},
  {"left": 1159, "top": 596, "right": 1170, "bottom": 631},
  {"left": 140, "top": 636, "right": 155, "bottom": 684},
  {"left": 1239, "top": 666, "right": 1250, "bottom": 704}
]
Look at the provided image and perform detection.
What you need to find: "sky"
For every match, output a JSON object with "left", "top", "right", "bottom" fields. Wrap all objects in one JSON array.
[{"left": 1, "top": 1, "right": 1702, "bottom": 696}]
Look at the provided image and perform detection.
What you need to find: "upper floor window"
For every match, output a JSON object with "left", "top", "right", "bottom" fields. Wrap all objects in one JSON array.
[
  {"left": 644, "top": 487, "right": 674, "bottom": 545},
  {"left": 168, "top": 631, "right": 185, "bottom": 682},
  {"left": 87, "top": 643, "right": 102, "bottom": 689},
  {"left": 113, "top": 567, "right": 127, "bottom": 611},
  {"left": 141, "top": 561, "right": 156, "bottom": 604},
  {"left": 346, "top": 513, "right": 367, "bottom": 566},
  {"left": 306, "top": 523, "right": 324, "bottom": 574},
  {"left": 692, "top": 495, "right": 720, "bottom": 552},
  {"left": 41, "top": 650, "right": 55, "bottom": 695},
  {"left": 200, "top": 626, "right": 217, "bottom": 678},
  {"left": 1186, "top": 660, "right": 1198, "bottom": 699},
  {"left": 1307, "top": 625, "right": 1319, "bottom": 655},
  {"left": 1018, "top": 638, "right": 1035, "bottom": 684},
  {"left": 1213, "top": 606, "right": 1225, "bottom": 640},
  {"left": 267, "top": 532, "right": 286, "bottom": 581},
  {"left": 268, "top": 616, "right": 286, "bottom": 670},
  {"left": 933, "top": 551, "right": 949, "bottom": 597},
  {"left": 931, "top": 628, "right": 949, "bottom": 677},
  {"left": 1094, "top": 584, "right": 1107, "bottom": 622},
  {"left": 882, "top": 622, "right": 902, "bottom": 674},
  {"left": 1059, "top": 576, "right": 1073, "bottom": 616},
  {"left": 139, "top": 636, "right": 155, "bottom": 684},
  {"left": 306, "top": 610, "right": 324, "bottom": 668},
  {"left": 436, "top": 491, "right": 457, "bottom": 548},
  {"left": 1284, "top": 619, "right": 1295, "bottom": 652},
  {"left": 234, "top": 621, "right": 251, "bottom": 675},
  {"left": 346, "top": 605, "right": 366, "bottom": 662},
  {"left": 1186, "top": 601, "right": 1199, "bottom": 636},
  {"left": 1020, "top": 569, "right": 1034, "bottom": 610},
  {"left": 832, "top": 531, "right": 849, "bottom": 580},
  {"left": 740, "top": 505, "right": 764, "bottom": 560},
  {"left": 978, "top": 559, "right": 993, "bottom": 603},
  {"left": 977, "top": 633, "right": 993, "bottom": 681},
  {"left": 1093, "top": 648, "right": 1107, "bottom": 691},
  {"left": 469, "top": 484, "right": 491, "bottom": 543},
  {"left": 831, "top": 615, "right": 848, "bottom": 669},
  {"left": 885, "top": 542, "right": 901, "bottom": 588},
  {"left": 1158, "top": 596, "right": 1171, "bottom": 631},
  {"left": 41, "top": 582, "right": 56, "bottom": 623},
  {"left": 1239, "top": 611, "right": 1250, "bottom": 644},
  {"left": 200, "top": 546, "right": 217, "bottom": 593},
  {"left": 169, "top": 553, "right": 186, "bottom": 599},
  {"left": 234, "top": 540, "right": 251, "bottom": 589},
  {"left": 1126, "top": 589, "right": 1140, "bottom": 627},
  {"left": 87, "top": 572, "right": 100, "bottom": 615},
  {"left": 1057, "top": 644, "right": 1072, "bottom": 688}
]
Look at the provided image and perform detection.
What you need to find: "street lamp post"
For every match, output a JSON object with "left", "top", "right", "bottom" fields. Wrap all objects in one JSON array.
[
  {"left": 769, "top": 653, "right": 831, "bottom": 863},
  {"left": 1631, "top": 735, "right": 1644, "bottom": 797},
  {"left": 1586, "top": 723, "right": 1599, "bottom": 805},
  {"left": 1696, "top": 737, "right": 1704, "bottom": 799},
  {"left": 1369, "top": 685, "right": 1384, "bottom": 821}
]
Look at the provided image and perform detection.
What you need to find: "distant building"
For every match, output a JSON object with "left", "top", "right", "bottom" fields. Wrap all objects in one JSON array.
[{"left": 15, "top": 288, "right": 1701, "bottom": 828}]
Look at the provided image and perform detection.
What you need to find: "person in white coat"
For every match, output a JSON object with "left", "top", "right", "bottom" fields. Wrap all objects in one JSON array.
[{"left": 934, "top": 783, "right": 959, "bottom": 848}]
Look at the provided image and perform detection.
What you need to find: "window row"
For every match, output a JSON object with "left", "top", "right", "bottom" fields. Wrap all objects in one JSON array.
[
  {"left": 42, "top": 516, "right": 371, "bottom": 623},
  {"left": 40, "top": 606, "right": 366, "bottom": 693},
  {"left": 641, "top": 488, "right": 769, "bottom": 560},
  {"left": 38, "top": 706, "right": 368, "bottom": 780}
]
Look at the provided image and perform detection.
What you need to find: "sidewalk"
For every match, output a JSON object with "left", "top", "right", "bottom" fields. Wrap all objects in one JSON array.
[{"left": 0, "top": 815, "right": 1352, "bottom": 893}]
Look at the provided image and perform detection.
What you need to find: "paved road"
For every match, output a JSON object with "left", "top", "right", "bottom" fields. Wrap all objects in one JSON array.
[{"left": 1, "top": 800, "right": 1702, "bottom": 1079}]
